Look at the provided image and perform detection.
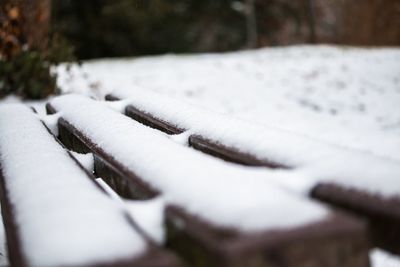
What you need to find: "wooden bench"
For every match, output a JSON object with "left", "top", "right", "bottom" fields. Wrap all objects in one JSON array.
[
  {"left": 105, "top": 90, "right": 400, "bottom": 255},
  {"left": 48, "top": 94, "right": 370, "bottom": 267},
  {"left": 0, "top": 104, "right": 181, "bottom": 267}
]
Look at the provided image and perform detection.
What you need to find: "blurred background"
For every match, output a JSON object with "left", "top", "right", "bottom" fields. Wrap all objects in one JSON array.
[
  {"left": 1, "top": 0, "right": 399, "bottom": 98},
  {"left": 53, "top": 0, "right": 400, "bottom": 59},
  {"left": 2, "top": 0, "right": 400, "bottom": 60}
]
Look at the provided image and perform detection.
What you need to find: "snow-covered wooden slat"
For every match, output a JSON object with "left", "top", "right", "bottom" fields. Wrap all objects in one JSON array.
[
  {"left": 125, "top": 105, "right": 184, "bottom": 135},
  {"left": 188, "top": 134, "right": 287, "bottom": 168},
  {"left": 105, "top": 94, "right": 270, "bottom": 166},
  {"left": 106, "top": 95, "right": 268, "bottom": 167},
  {"left": 49, "top": 94, "right": 370, "bottom": 267},
  {"left": 105, "top": 89, "right": 400, "bottom": 255},
  {"left": 0, "top": 104, "right": 181, "bottom": 267},
  {"left": 106, "top": 94, "right": 184, "bottom": 135}
]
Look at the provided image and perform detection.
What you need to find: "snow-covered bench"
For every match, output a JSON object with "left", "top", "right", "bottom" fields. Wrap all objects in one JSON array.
[
  {"left": 48, "top": 94, "right": 370, "bottom": 267},
  {"left": 105, "top": 89, "right": 400, "bottom": 255},
  {"left": 0, "top": 104, "right": 181, "bottom": 267}
]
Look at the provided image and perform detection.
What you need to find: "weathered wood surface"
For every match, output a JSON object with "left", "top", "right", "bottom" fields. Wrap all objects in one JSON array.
[
  {"left": 104, "top": 94, "right": 400, "bottom": 255},
  {"left": 48, "top": 100, "right": 371, "bottom": 267}
]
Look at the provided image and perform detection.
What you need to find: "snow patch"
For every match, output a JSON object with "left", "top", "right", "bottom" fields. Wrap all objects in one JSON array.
[
  {"left": 125, "top": 198, "right": 166, "bottom": 245},
  {"left": 169, "top": 131, "right": 191, "bottom": 146},
  {"left": 96, "top": 178, "right": 166, "bottom": 244},
  {"left": 370, "top": 249, "right": 400, "bottom": 267},
  {"left": 103, "top": 99, "right": 130, "bottom": 113},
  {"left": 39, "top": 113, "right": 62, "bottom": 136},
  {"left": 57, "top": 46, "right": 400, "bottom": 162},
  {"left": 95, "top": 178, "right": 125, "bottom": 206},
  {"left": 70, "top": 151, "right": 95, "bottom": 173},
  {"left": 0, "top": 207, "right": 8, "bottom": 266}
]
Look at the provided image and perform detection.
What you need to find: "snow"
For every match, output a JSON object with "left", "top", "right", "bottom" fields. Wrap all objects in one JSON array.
[
  {"left": 0, "top": 45, "right": 398, "bottom": 266},
  {"left": 371, "top": 249, "right": 400, "bottom": 267},
  {"left": 96, "top": 178, "right": 125, "bottom": 206},
  {"left": 0, "top": 207, "right": 7, "bottom": 267},
  {"left": 95, "top": 178, "right": 166, "bottom": 244},
  {"left": 56, "top": 45, "right": 400, "bottom": 196},
  {"left": 56, "top": 46, "right": 400, "bottom": 164},
  {"left": 124, "top": 198, "right": 165, "bottom": 245},
  {"left": 169, "top": 131, "right": 191, "bottom": 146},
  {"left": 50, "top": 94, "right": 329, "bottom": 232},
  {"left": 54, "top": 46, "right": 400, "bottom": 266},
  {"left": 104, "top": 99, "right": 132, "bottom": 113},
  {"left": 40, "top": 112, "right": 61, "bottom": 136},
  {"left": 70, "top": 151, "right": 95, "bottom": 173},
  {"left": 0, "top": 94, "right": 51, "bottom": 117},
  {"left": 0, "top": 104, "right": 147, "bottom": 266},
  {"left": 110, "top": 87, "right": 400, "bottom": 198}
]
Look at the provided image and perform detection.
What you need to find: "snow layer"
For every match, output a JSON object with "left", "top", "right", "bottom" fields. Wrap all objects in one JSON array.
[
  {"left": 111, "top": 87, "right": 400, "bottom": 198},
  {"left": 95, "top": 178, "right": 165, "bottom": 244},
  {"left": 70, "top": 151, "right": 95, "bottom": 173},
  {"left": 50, "top": 94, "right": 329, "bottom": 232},
  {"left": 51, "top": 45, "right": 400, "bottom": 267},
  {"left": 0, "top": 104, "right": 146, "bottom": 266},
  {"left": 96, "top": 178, "right": 125, "bottom": 206},
  {"left": 56, "top": 46, "right": 400, "bottom": 164},
  {"left": 40, "top": 113, "right": 61, "bottom": 136},
  {"left": 125, "top": 199, "right": 165, "bottom": 245},
  {"left": 0, "top": 206, "right": 8, "bottom": 266},
  {"left": 370, "top": 249, "right": 400, "bottom": 267}
]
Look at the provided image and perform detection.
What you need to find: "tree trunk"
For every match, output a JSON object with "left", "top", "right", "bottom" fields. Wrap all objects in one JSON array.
[
  {"left": 245, "top": 0, "right": 258, "bottom": 48},
  {"left": 20, "top": 0, "right": 51, "bottom": 51},
  {"left": 305, "top": 0, "right": 316, "bottom": 43}
]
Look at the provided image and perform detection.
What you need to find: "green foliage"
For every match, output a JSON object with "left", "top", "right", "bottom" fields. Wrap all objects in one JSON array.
[
  {"left": 0, "top": 35, "right": 76, "bottom": 100},
  {"left": 0, "top": 50, "right": 56, "bottom": 99}
]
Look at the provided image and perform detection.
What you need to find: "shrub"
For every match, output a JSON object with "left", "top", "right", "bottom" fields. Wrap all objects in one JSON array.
[
  {"left": 0, "top": 35, "right": 75, "bottom": 100},
  {"left": 0, "top": 2, "right": 75, "bottom": 100}
]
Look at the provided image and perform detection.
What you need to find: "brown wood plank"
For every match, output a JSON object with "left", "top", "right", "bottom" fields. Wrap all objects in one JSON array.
[
  {"left": 104, "top": 94, "right": 400, "bottom": 255},
  {"left": 0, "top": 107, "right": 182, "bottom": 267},
  {"left": 51, "top": 102, "right": 371, "bottom": 267}
]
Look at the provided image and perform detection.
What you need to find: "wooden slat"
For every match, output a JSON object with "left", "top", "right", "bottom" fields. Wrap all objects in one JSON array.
[
  {"left": 0, "top": 106, "right": 182, "bottom": 267},
  {"left": 49, "top": 100, "right": 371, "bottom": 267},
  {"left": 103, "top": 97, "right": 283, "bottom": 168},
  {"left": 125, "top": 105, "right": 184, "bottom": 135},
  {"left": 312, "top": 183, "right": 400, "bottom": 254},
  {"left": 105, "top": 94, "right": 400, "bottom": 255},
  {"left": 189, "top": 135, "right": 289, "bottom": 168}
]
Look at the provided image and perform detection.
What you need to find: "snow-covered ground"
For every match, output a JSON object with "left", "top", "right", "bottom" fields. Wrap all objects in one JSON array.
[
  {"left": 58, "top": 45, "right": 400, "bottom": 164},
  {"left": 0, "top": 45, "right": 399, "bottom": 266}
]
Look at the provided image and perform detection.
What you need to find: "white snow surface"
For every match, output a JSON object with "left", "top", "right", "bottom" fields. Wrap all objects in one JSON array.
[
  {"left": 371, "top": 249, "right": 400, "bottom": 267},
  {"left": 125, "top": 198, "right": 166, "bottom": 245},
  {"left": 56, "top": 46, "right": 400, "bottom": 164},
  {"left": 1, "top": 45, "right": 397, "bottom": 266},
  {"left": 55, "top": 45, "right": 400, "bottom": 198},
  {"left": 0, "top": 207, "right": 7, "bottom": 266},
  {"left": 111, "top": 87, "right": 400, "bottom": 198},
  {"left": 0, "top": 104, "right": 147, "bottom": 266},
  {"left": 96, "top": 178, "right": 125, "bottom": 206},
  {"left": 95, "top": 178, "right": 165, "bottom": 244},
  {"left": 70, "top": 151, "right": 95, "bottom": 173},
  {"left": 50, "top": 94, "right": 329, "bottom": 232},
  {"left": 40, "top": 113, "right": 61, "bottom": 136},
  {"left": 54, "top": 45, "right": 400, "bottom": 266}
]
